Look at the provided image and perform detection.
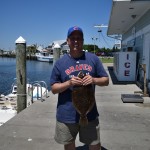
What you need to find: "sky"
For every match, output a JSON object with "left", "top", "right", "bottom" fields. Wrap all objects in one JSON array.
[{"left": 0, "top": 0, "right": 115, "bottom": 50}]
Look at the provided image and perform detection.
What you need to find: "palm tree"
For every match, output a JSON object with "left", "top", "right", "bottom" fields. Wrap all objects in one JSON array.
[{"left": 26, "top": 45, "right": 37, "bottom": 59}]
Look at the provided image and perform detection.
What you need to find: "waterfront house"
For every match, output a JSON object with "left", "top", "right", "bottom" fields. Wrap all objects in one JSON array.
[
  {"left": 50, "top": 40, "right": 69, "bottom": 54},
  {"left": 108, "top": 0, "right": 150, "bottom": 93}
]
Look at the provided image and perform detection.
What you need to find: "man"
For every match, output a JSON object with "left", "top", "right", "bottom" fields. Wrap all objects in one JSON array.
[{"left": 50, "top": 26, "right": 109, "bottom": 150}]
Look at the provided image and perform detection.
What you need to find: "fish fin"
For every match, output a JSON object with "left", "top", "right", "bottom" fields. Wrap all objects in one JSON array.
[{"left": 79, "top": 115, "right": 88, "bottom": 126}]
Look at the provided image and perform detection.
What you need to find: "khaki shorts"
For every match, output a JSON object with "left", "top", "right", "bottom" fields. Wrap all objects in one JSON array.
[{"left": 54, "top": 118, "right": 100, "bottom": 145}]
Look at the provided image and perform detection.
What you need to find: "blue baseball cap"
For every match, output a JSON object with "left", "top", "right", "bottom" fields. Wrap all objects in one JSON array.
[{"left": 67, "top": 26, "right": 83, "bottom": 37}]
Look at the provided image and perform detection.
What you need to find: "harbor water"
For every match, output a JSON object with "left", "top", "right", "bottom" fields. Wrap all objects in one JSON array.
[{"left": 0, "top": 57, "right": 53, "bottom": 94}]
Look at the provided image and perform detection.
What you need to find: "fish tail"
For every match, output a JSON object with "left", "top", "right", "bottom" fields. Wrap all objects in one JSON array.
[{"left": 79, "top": 115, "right": 88, "bottom": 126}]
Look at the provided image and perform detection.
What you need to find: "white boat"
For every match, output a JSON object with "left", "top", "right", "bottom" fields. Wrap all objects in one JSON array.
[
  {"left": 0, "top": 94, "right": 17, "bottom": 126},
  {"left": 0, "top": 80, "right": 48, "bottom": 126},
  {"left": 4, "top": 80, "right": 48, "bottom": 102},
  {"left": 0, "top": 80, "right": 48, "bottom": 106},
  {"left": 0, "top": 106, "right": 17, "bottom": 126},
  {"left": 6, "top": 83, "right": 32, "bottom": 99},
  {"left": 36, "top": 49, "right": 53, "bottom": 62}
]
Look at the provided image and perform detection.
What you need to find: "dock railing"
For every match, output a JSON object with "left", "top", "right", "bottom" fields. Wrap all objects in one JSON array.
[{"left": 31, "top": 81, "right": 48, "bottom": 103}]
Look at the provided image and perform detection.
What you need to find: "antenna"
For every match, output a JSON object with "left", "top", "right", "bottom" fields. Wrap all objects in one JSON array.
[{"left": 94, "top": 24, "right": 108, "bottom": 28}]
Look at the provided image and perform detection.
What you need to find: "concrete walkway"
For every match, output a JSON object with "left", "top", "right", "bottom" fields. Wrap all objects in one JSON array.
[{"left": 0, "top": 63, "right": 150, "bottom": 150}]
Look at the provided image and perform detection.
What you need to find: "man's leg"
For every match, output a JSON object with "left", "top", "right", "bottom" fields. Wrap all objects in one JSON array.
[
  {"left": 64, "top": 141, "right": 76, "bottom": 150},
  {"left": 55, "top": 121, "right": 79, "bottom": 149},
  {"left": 89, "top": 143, "right": 101, "bottom": 150},
  {"left": 79, "top": 119, "right": 101, "bottom": 149}
]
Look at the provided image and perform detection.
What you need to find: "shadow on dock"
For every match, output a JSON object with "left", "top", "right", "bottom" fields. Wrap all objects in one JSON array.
[{"left": 76, "top": 145, "right": 108, "bottom": 150}]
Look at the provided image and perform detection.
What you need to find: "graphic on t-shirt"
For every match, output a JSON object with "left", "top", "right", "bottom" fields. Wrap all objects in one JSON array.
[{"left": 65, "top": 64, "right": 92, "bottom": 75}]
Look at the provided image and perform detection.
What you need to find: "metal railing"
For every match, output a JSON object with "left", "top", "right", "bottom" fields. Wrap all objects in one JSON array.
[{"left": 30, "top": 81, "right": 48, "bottom": 103}]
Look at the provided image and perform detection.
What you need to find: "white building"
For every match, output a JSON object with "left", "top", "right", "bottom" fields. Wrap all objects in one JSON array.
[
  {"left": 50, "top": 40, "right": 69, "bottom": 54},
  {"left": 108, "top": 0, "right": 150, "bottom": 92}
]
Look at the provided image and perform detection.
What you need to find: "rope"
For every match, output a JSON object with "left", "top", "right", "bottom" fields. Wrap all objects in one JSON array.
[{"left": 17, "top": 94, "right": 27, "bottom": 96}]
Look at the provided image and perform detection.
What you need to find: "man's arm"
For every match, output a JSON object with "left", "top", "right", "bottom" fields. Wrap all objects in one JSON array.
[
  {"left": 51, "top": 75, "right": 109, "bottom": 94},
  {"left": 51, "top": 80, "right": 71, "bottom": 94},
  {"left": 92, "top": 76, "right": 109, "bottom": 86},
  {"left": 51, "top": 76, "right": 83, "bottom": 94},
  {"left": 82, "top": 75, "right": 109, "bottom": 86}
]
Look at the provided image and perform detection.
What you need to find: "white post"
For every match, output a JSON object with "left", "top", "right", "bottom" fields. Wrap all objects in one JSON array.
[{"left": 53, "top": 43, "right": 61, "bottom": 65}]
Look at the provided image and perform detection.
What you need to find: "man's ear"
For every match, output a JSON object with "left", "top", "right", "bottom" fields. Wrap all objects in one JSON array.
[{"left": 66, "top": 38, "right": 69, "bottom": 44}]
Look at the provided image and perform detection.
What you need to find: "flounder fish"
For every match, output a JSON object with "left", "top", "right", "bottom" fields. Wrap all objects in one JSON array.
[{"left": 72, "top": 71, "right": 95, "bottom": 126}]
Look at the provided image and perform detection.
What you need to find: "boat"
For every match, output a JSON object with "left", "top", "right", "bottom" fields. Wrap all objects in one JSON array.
[
  {"left": 0, "top": 94, "right": 17, "bottom": 126},
  {"left": 0, "top": 79, "right": 49, "bottom": 126},
  {"left": 5, "top": 83, "right": 32, "bottom": 100},
  {"left": 0, "top": 105, "right": 17, "bottom": 126},
  {"left": 36, "top": 49, "right": 53, "bottom": 62},
  {"left": 0, "top": 80, "right": 48, "bottom": 106},
  {"left": 4, "top": 80, "right": 48, "bottom": 102}
]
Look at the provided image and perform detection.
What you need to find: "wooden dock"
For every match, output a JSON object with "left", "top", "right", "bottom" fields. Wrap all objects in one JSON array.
[{"left": 0, "top": 64, "right": 150, "bottom": 150}]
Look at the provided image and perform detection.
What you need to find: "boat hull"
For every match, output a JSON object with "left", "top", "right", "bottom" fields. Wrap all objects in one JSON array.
[
  {"left": 36, "top": 56, "right": 53, "bottom": 62},
  {"left": 36, "top": 52, "right": 53, "bottom": 62}
]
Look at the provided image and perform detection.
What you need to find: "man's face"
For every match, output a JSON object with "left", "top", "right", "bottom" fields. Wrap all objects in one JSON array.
[{"left": 67, "top": 31, "right": 84, "bottom": 52}]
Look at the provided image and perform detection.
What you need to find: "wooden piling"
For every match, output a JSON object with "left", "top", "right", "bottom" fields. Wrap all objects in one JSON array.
[
  {"left": 15, "top": 36, "right": 27, "bottom": 113},
  {"left": 53, "top": 43, "right": 60, "bottom": 65}
]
